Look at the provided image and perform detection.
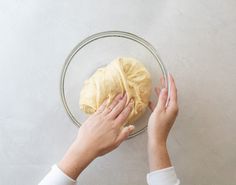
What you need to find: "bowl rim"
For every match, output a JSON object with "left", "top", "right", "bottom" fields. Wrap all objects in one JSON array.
[{"left": 60, "top": 30, "right": 170, "bottom": 138}]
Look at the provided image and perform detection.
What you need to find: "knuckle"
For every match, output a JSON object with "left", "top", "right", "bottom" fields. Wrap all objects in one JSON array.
[
  {"left": 115, "top": 117, "right": 124, "bottom": 124},
  {"left": 116, "top": 102, "right": 122, "bottom": 109},
  {"left": 172, "top": 105, "right": 179, "bottom": 115},
  {"left": 123, "top": 107, "right": 129, "bottom": 114},
  {"left": 122, "top": 108, "right": 130, "bottom": 117}
]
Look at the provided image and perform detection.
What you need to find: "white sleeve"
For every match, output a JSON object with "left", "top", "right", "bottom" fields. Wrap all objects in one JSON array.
[
  {"left": 38, "top": 165, "right": 76, "bottom": 185},
  {"left": 146, "top": 167, "right": 180, "bottom": 185}
]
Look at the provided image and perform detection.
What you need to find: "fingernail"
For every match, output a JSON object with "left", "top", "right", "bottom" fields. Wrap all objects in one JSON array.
[
  {"left": 130, "top": 98, "right": 134, "bottom": 104},
  {"left": 128, "top": 125, "right": 135, "bottom": 131}
]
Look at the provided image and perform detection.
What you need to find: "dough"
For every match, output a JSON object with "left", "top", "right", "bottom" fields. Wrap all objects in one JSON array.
[{"left": 79, "top": 57, "right": 152, "bottom": 125}]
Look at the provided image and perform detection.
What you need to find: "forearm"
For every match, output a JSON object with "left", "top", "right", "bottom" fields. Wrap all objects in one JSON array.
[
  {"left": 148, "top": 142, "right": 171, "bottom": 171},
  {"left": 58, "top": 140, "right": 96, "bottom": 180}
]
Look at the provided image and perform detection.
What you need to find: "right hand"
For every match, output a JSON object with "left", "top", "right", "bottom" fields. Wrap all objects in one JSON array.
[
  {"left": 148, "top": 73, "right": 178, "bottom": 146},
  {"left": 75, "top": 93, "right": 134, "bottom": 158},
  {"left": 58, "top": 93, "right": 134, "bottom": 180}
]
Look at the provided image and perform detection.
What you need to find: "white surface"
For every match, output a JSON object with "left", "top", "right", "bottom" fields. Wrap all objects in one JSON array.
[{"left": 0, "top": 0, "right": 236, "bottom": 185}]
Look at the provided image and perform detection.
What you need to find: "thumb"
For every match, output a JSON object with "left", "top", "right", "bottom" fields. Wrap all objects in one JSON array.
[{"left": 115, "top": 125, "right": 135, "bottom": 145}]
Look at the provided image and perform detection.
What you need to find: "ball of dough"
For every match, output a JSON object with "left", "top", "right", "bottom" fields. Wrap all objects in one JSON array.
[{"left": 79, "top": 57, "right": 152, "bottom": 125}]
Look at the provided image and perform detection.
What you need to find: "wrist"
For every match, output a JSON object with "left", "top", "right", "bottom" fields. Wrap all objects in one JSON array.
[
  {"left": 148, "top": 137, "right": 167, "bottom": 149},
  {"left": 73, "top": 138, "right": 97, "bottom": 160},
  {"left": 147, "top": 141, "right": 171, "bottom": 171},
  {"left": 58, "top": 141, "right": 96, "bottom": 180},
  {"left": 148, "top": 141, "right": 167, "bottom": 155}
]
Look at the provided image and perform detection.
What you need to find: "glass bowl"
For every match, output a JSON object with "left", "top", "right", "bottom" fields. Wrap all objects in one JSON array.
[{"left": 60, "top": 31, "right": 169, "bottom": 138}]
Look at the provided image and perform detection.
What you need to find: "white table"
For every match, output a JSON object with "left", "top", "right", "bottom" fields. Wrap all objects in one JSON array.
[{"left": 1, "top": 0, "right": 236, "bottom": 184}]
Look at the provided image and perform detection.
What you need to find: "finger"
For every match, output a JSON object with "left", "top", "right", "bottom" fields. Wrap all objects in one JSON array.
[
  {"left": 115, "top": 125, "right": 135, "bottom": 145},
  {"left": 148, "top": 101, "right": 155, "bottom": 112},
  {"left": 103, "top": 93, "right": 123, "bottom": 115},
  {"left": 115, "top": 100, "right": 133, "bottom": 126},
  {"left": 149, "top": 86, "right": 160, "bottom": 112},
  {"left": 155, "top": 88, "right": 168, "bottom": 111},
  {"left": 108, "top": 93, "right": 128, "bottom": 118},
  {"left": 160, "top": 76, "right": 165, "bottom": 88},
  {"left": 168, "top": 73, "right": 177, "bottom": 105},
  {"left": 155, "top": 87, "right": 161, "bottom": 97},
  {"left": 95, "top": 98, "right": 109, "bottom": 114}
]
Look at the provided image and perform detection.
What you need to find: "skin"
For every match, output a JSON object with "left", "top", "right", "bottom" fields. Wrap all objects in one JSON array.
[
  {"left": 148, "top": 74, "right": 178, "bottom": 170},
  {"left": 58, "top": 73, "right": 178, "bottom": 180}
]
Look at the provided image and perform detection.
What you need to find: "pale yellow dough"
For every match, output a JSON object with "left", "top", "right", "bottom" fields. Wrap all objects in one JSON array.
[{"left": 79, "top": 57, "right": 152, "bottom": 125}]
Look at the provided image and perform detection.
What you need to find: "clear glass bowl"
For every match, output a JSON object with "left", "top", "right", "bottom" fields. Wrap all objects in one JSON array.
[{"left": 60, "top": 31, "right": 169, "bottom": 138}]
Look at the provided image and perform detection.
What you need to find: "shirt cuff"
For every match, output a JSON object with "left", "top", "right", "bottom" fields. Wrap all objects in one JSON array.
[
  {"left": 146, "top": 167, "right": 180, "bottom": 185},
  {"left": 39, "top": 165, "right": 76, "bottom": 185}
]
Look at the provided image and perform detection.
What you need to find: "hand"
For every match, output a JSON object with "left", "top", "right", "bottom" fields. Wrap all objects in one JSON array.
[
  {"left": 147, "top": 73, "right": 178, "bottom": 171},
  {"left": 76, "top": 92, "right": 135, "bottom": 157},
  {"left": 58, "top": 93, "right": 134, "bottom": 179},
  {"left": 148, "top": 73, "right": 178, "bottom": 146}
]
